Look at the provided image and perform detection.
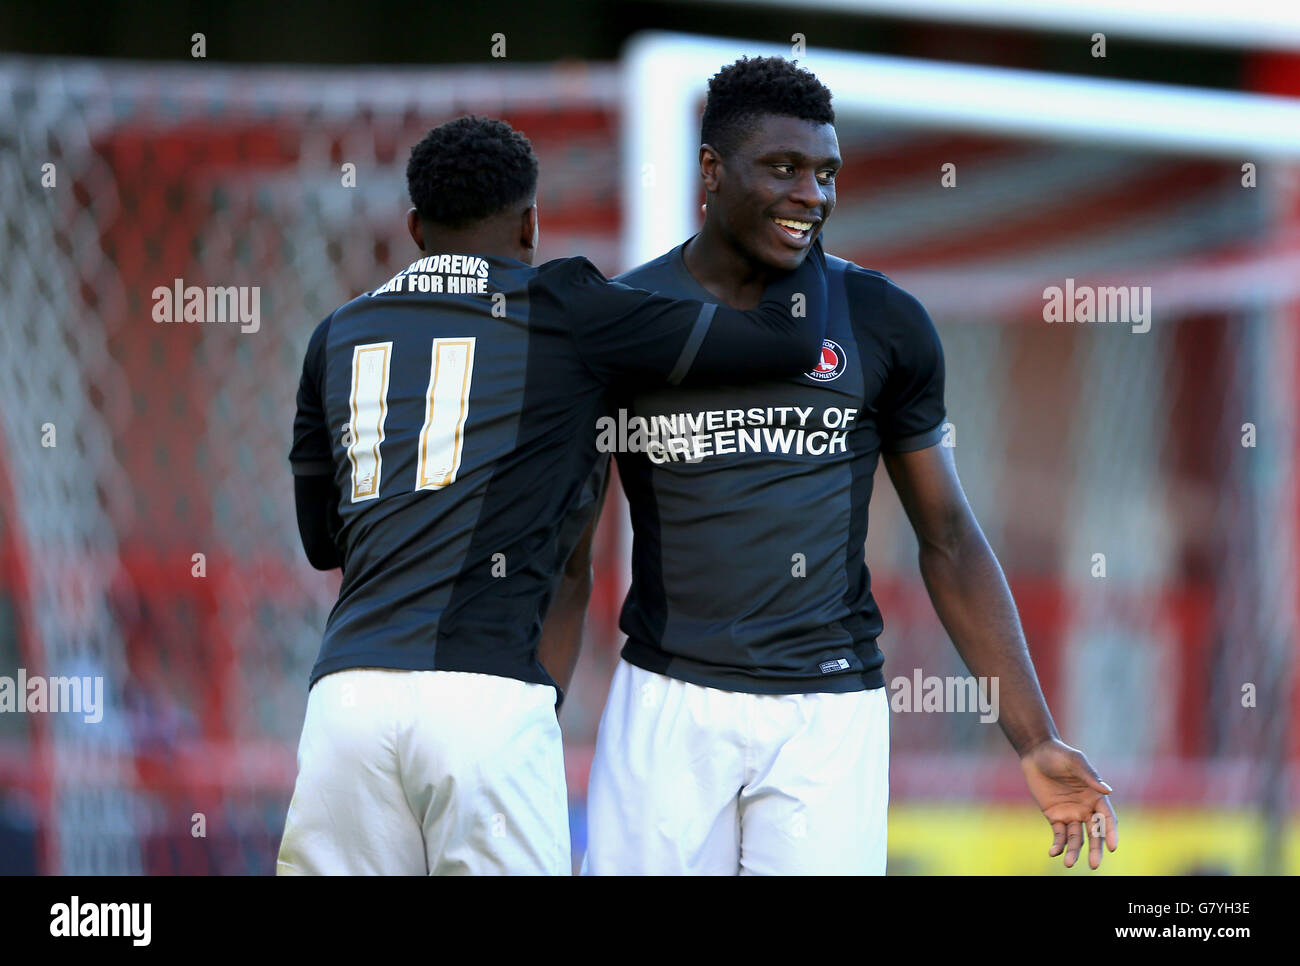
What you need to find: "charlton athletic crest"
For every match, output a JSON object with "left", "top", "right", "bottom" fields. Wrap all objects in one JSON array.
[{"left": 807, "top": 339, "right": 846, "bottom": 382}]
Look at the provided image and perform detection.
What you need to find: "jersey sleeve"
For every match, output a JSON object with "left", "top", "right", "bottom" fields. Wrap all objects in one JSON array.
[
  {"left": 877, "top": 282, "right": 947, "bottom": 452},
  {"left": 682, "top": 240, "right": 829, "bottom": 386},
  {"left": 557, "top": 242, "right": 827, "bottom": 387},
  {"left": 288, "top": 314, "right": 335, "bottom": 476}
]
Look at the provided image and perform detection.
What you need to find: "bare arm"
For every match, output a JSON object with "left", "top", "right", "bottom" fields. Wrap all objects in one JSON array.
[
  {"left": 884, "top": 442, "right": 1118, "bottom": 869},
  {"left": 883, "top": 443, "right": 1055, "bottom": 755}
]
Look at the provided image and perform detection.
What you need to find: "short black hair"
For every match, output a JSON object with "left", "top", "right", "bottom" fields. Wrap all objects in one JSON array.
[
  {"left": 406, "top": 115, "right": 539, "bottom": 229},
  {"left": 700, "top": 56, "right": 835, "bottom": 157}
]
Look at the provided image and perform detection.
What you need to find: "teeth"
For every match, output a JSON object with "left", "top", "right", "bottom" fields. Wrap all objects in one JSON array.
[{"left": 774, "top": 217, "right": 814, "bottom": 231}]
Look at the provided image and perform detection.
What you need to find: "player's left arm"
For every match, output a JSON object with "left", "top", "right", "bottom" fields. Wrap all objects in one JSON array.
[
  {"left": 883, "top": 441, "right": 1119, "bottom": 870},
  {"left": 289, "top": 314, "right": 343, "bottom": 570},
  {"left": 874, "top": 279, "right": 1116, "bottom": 869},
  {"left": 294, "top": 474, "right": 343, "bottom": 570}
]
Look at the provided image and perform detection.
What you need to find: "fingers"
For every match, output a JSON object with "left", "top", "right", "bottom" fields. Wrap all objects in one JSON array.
[
  {"left": 1087, "top": 774, "right": 1114, "bottom": 795},
  {"left": 1049, "top": 822, "right": 1066, "bottom": 857},
  {"left": 1074, "top": 752, "right": 1114, "bottom": 795},
  {"left": 1101, "top": 798, "right": 1119, "bottom": 852},
  {"left": 1083, "top": 803, "right": 1120, "bottom": 870},
  {"left": 1064, "top": 822, "right": 1083, "bottom": 868}
]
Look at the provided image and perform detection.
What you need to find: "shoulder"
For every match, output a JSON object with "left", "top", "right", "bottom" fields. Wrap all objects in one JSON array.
[
  {"left": 525, "top": 256, "right": 615, "bottom": 312},
  {"left": 310, "top": 308, "right": 337, "bottom": 343},
  {"left": 536, "top": 254, "right": 606, "bottom": 285},
  {"left": 614, "top": 248, "right": 679, "bottom": 289},
  {"left": 837, "top": 256, "right": 936, "bottom": 339},
  {"left": 323, "top": 289, "right": 377, "bottom": 335},
  {"left": 302, "top": 309, "right": 338, "bottom": 368}
]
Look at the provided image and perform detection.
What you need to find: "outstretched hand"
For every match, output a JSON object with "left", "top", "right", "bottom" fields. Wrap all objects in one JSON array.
[{"left": 1020, "top": 738, "right": 1118, "bottom": 870}]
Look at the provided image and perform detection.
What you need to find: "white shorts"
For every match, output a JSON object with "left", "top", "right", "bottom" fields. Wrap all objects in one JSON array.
[
  {"left": 277, "top": 668, "right": 569, "bottom": 876},
  {"left": 583, "top": 659, "right": 889, "bottom": 875}
]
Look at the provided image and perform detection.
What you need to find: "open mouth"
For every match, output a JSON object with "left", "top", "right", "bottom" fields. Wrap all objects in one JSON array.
[{"left": 773, "top": 216, "right": 815, "bottom": 241}]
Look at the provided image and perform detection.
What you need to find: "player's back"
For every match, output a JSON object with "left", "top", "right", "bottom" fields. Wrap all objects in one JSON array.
[
  {"left": 290, "top": 243, "right": 830, "bottom": 696},
  {"left": 293, "top": 253, "right": 610, "bottom": 692}
]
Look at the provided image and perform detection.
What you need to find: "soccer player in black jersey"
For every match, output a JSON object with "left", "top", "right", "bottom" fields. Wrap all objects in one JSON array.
[
  {"left": 276, "top": 115, "right": 829, "bottom": 875},
  {"left": 579, "top": 57, "right": 1119, "bottom": 875}
]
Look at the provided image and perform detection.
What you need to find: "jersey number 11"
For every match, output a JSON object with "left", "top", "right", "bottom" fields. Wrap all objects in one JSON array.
[{"left": 346, "top": 338, "right": 477, "bottom": 502}]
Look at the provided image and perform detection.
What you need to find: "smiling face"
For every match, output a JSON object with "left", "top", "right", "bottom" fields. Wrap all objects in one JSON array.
[{"left": 702, "top": 114, "right": 840, "bottom": 273}]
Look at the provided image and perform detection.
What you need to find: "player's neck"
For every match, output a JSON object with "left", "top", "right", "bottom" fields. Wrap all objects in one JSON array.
[
  {"left": 419, "top": 227, "right": 528, "bottom": 264},
  {"left": 682, "top": 224, "right": 780, "bottom": 310}
]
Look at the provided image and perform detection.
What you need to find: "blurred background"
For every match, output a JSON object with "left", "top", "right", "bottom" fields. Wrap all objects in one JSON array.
[{"left": 0, "top": 0, "right": 1297, "bottom": 874}]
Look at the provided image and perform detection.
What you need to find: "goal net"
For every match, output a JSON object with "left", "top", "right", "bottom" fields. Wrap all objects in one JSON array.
[
  {"left": 0, "top": 58, "right": 625, "bottom": 873},
  {"left": 1, "top": 39, "right": 1296, "bottom": 874}
]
